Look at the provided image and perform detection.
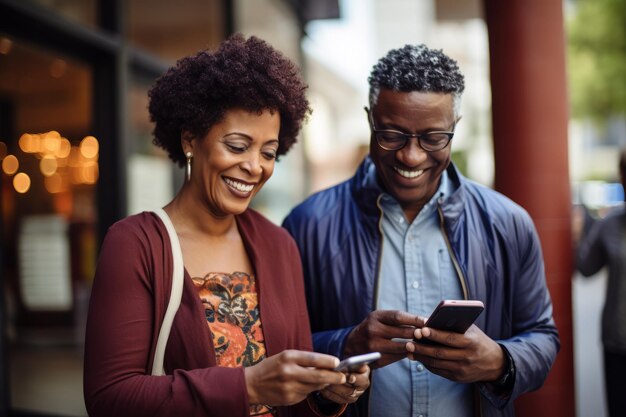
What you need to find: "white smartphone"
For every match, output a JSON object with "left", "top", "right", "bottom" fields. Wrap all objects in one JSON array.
[
  {"left": 425, "top": 299, "right": 485, "bottom": 333},
  {"left": 334, "top": 352, "right": 381, "bottom": 372}
]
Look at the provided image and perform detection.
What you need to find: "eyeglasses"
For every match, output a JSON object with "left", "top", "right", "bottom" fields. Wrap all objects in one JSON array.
[{"left": 365, "top": 107, "right": 455, "bottom": 152}]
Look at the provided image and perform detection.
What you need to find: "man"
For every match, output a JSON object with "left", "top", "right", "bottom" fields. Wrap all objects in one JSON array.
[
  {"left": 283, "top": 44, "right": 559, "bottom": 417},
  {"left": 574, "top": 148, "right": 626, "bottom": 417}
]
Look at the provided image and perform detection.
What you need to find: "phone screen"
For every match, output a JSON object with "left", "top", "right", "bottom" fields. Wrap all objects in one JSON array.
[{"left": 425, "top": 300, "right": 484, "bottom": 333}]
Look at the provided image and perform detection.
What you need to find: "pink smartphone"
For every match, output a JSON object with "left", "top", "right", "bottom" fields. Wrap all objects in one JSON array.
[{"left": 424, "top": 299, "right": 485, "bottom": 334}]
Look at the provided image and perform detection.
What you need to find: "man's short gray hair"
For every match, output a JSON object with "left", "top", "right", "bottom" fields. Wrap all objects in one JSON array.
[{"left": 368, "top": 44, "right": 465, "bottom": 117}]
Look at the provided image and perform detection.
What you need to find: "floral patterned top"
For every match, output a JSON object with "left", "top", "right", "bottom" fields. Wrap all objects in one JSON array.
[{"left": 192, "top": 271, "right": 273, "bottom": 416}]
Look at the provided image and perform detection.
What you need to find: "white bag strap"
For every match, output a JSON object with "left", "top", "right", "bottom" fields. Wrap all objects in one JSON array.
[{"left": 151, "top": 208, "right": 185, "bottom": 376}]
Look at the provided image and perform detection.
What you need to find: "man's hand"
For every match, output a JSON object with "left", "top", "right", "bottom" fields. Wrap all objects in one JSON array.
[
  {"left": 344, "top": 310, "right": 422, "bottom": 368},
  {"left": 406, "top": 324, "right": 505, "bottom": 383}
]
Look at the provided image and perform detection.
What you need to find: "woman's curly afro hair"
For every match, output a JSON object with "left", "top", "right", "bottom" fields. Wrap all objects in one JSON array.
[{"left": 148, "top": 33, "right": 311, "bottom": 166}]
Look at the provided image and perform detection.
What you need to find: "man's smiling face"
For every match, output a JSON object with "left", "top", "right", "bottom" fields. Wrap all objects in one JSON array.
[{"left": 369, "top": 89, "right": 456, "bottom": 221}]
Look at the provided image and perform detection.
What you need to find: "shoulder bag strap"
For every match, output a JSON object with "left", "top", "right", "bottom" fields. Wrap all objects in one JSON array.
[{"left": 151, "top": 208, "right": 185, "bottom": 376}]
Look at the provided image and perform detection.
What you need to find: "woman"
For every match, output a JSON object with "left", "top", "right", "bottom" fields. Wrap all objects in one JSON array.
[{"left": 83, "top": 34, "right": 370, "bottom": 417}]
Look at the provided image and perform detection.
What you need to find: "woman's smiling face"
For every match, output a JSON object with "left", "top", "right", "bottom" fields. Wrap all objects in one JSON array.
[{"left": 185, "top": 108, "right": 280, "bottom": 217}]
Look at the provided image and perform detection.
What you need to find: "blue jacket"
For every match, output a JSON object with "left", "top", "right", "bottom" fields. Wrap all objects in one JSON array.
[{"left": 283, "top": 158, "right": 559, "bottom": 417}]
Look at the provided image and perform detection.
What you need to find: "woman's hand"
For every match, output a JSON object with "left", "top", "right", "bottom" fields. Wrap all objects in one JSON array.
[
  {"left": 317, "top": 364, "right": 371, "bottom": 404},
  {"left": 244, "top": 350, "right": 346, "bottom": 407}
]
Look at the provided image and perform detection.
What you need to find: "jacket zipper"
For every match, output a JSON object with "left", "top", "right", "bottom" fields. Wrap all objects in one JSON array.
[
  {"left": 368, "top": 194, "right": 385, "bottom": 417},
  {"left": 437, "top": 204, "right": 469, "bottom": 300},
  {"left": 370, "top": 200, "right": 479, "bottom": 416},
  {"left": 437, "top": 204, "right": 483, "bottom": 417},
  {"left": 373, "top": 194, "right": 385, "bottom": 310}
]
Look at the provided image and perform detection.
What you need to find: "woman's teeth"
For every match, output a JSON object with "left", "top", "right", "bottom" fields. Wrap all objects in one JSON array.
[{"left": 224, "top": 178, "right": 254, "bottom": 192}]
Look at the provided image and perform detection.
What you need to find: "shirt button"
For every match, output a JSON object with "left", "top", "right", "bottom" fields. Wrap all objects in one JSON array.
[
  {"left": 418, "top": 414, "right": 424, "bottom": 417},
  {"left": 411, "top": 281, "right": 419, "bottom": 289},
  {"left": 417, "top": 364, "right": 424, "bottom": 372}
]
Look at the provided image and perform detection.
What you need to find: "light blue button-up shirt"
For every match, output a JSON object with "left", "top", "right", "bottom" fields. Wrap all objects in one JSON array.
[{"left": 369, "top": 170, "right": 473, "bottom": 417}]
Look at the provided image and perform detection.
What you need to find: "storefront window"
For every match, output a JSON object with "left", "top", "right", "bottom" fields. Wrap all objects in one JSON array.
[
  {"left": 0, "top": 35, "right": 93, "bottom": 416},
  {"left": 30, "top": 0, "right": 97, "bottom": 29},
  {"left": 0, "top": 2, "right": 231, "bottom": 415}
]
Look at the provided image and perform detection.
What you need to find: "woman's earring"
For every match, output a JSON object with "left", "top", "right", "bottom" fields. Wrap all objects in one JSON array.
[{"left": 185, "top": 152, "right": 193, "bottom": 182}]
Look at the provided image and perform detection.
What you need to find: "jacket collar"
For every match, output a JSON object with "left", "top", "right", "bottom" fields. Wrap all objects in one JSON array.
[
  {"left": 352, "top": 155, "right": 468, "bottom": 221},
  {"left": 350, "top": 156, "right": 385, "bottom": 217},
  {"left": 439, "top": 162, "right": 467, "bottom": 226}
]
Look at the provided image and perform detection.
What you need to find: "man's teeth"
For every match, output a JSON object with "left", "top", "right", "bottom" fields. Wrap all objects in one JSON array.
[
  {"left": 394, "top": 167, "right": 424, "bottom": 179},
  {"left": 224, "top": 178, "right": 254, "bottom": 192}
]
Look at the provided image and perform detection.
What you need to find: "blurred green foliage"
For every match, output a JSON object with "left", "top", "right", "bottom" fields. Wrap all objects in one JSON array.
[
  {"left": 567, "top": 0, "right": 626, "bottom": 122},
  {"left": 451, "top": 149, "right": 467, "bottom": 176}
]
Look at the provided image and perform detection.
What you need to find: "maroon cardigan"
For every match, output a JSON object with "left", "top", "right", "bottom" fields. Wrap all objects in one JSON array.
[{"left": 84, "top": 210, "right": 319, "bottom": 417}]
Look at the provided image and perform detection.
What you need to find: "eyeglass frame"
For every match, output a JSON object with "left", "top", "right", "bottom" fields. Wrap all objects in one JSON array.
[{"left": 365, "top": 106, "right": 457, "bottom": 152}]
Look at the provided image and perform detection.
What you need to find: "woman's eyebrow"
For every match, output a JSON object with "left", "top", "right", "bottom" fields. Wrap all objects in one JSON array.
[{"left": 223, "top": 133, "right": 279, "bottom": 144}]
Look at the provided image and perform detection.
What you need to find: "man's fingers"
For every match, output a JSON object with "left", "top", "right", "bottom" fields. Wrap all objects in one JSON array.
[
  {"left": 383, "top": 323, "right": 418, "bottom": 340},
  {"left": 376, "top": 310, "right": 420, "bottom": 327},
  {"left": 371, "top": 337, "right": 417, "bottom": 356},
  {"left": 418, "top": 327, "right": 465, "bottom": 348},
  {"left": 407, "top": 340, "right": 469, "bottom": 364},
  {"left": 375, "top": 311, "right": 428, "bottom": 341}
]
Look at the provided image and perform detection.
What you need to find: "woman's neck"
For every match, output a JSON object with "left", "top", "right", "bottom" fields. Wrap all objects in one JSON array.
[{"left": 164, "top": 185, "right": 237, "bottom": 238}]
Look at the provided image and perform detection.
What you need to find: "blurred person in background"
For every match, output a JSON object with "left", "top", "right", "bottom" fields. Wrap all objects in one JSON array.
[
  {"left": 574, "top": 148, "right": 626, "bottom": 417},
  {"left": 283, "top": 44, "right": 559, "bottom": 417},
  {"left": 83, "top": 34, "right": 369, "bottom": 417}
]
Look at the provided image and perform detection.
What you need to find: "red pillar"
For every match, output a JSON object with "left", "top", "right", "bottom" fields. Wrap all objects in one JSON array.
[{"left": 483, "top": 1, "right": 575, "bottom": 416}]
